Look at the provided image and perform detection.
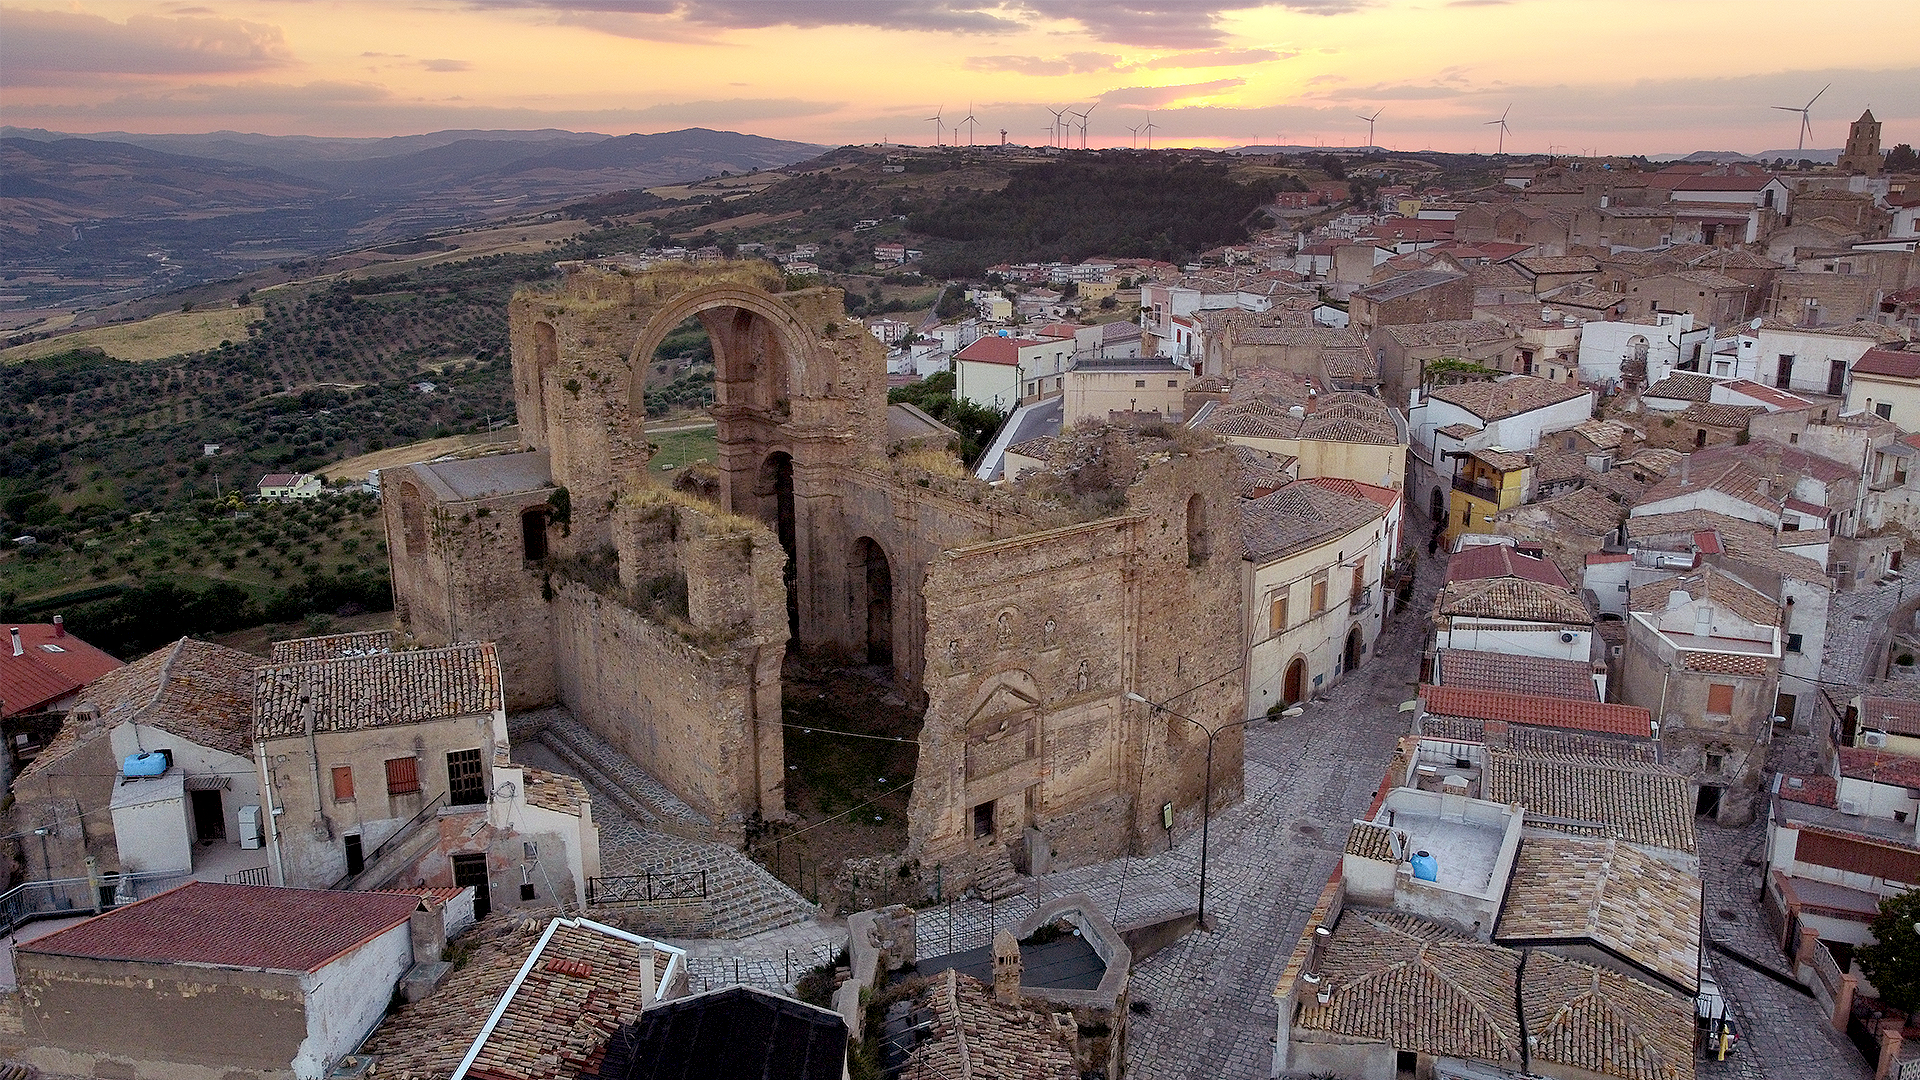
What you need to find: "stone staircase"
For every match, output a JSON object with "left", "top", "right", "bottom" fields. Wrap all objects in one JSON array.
[
  {"left": 972, "top": 846, "right": 1027, "bottom": 902},
  {"left": 516, "top": 708, "right": 721, "bottom": 844},
  {"left": 593, "top": 831, "right": 817, "bottom": 939}
]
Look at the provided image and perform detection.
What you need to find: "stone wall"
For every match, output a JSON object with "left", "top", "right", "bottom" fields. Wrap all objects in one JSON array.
[{"left": 907, "top": 446, "right": 1247, "bottom": 886}]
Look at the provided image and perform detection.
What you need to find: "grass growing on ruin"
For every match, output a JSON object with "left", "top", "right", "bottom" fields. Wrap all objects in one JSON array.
[{"left": 648, "top": 426, "right": 718, "bottom": 474}]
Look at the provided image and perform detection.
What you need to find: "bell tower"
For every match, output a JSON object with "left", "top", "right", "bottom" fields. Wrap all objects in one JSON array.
[{"left": 1837, "top": 109, "right": 1882, "bottom": 176}]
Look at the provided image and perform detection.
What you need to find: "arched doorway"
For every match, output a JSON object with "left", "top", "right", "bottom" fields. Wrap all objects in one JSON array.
[
  {"left": 1283, "top": 657, "right": 1307, "bottom": 706},
  {"left": 1429, "top": 487, "right": 1445, "bottom": 522},
  {"left": 855, "top": 537, "right": 894, "bottom": 668},
  {"left": 757, "top": 451, "right": 797, "bottom": 633},
  {"left": 1344, "top": 627, "right": 1363, "bottom": 675}
]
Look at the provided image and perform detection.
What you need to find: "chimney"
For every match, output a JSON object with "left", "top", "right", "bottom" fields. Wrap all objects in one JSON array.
[
  {"left": 52, "top": 615, "right": 64, "bottom": 637},
  {"left": 9, "top": 627, "right": 21, "bottom": 657},
  {"left": 992, "top": 930, "right": 1023, "bottom": 1005},
  {"left": 409, "top": 894, "right": 447, "bottom": 964},
  {"left": 1680, "top": 456, "right": 1691, "bottom": 487}
]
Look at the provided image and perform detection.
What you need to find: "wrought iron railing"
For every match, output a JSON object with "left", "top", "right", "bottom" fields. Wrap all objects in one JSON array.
[
  {"left": 1449, "top": 475, "right": 1501, "bottom": 503},
  {"left": 586, "top": 871, "right": 708, "bottom": 905},
  {"left": 0, "top": 868, "right": 189, "bottom": 936},
  {"left": 225, "top": 865, "right": 272, "bottom": 886}
]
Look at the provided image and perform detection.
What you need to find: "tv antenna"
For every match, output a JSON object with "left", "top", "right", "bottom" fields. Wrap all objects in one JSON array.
[
  {"left": 1357, "top": 108, "right": 1382, "bottom": 150},
  {"left": 1484, "top": 105, "right": 1512, "bottom": 156},
  {"left": 1771, "top": 83, "right": 1829, "bottom": 153},
  {"left": 924, "top": 105, "right": 943, "bottom": 147}
]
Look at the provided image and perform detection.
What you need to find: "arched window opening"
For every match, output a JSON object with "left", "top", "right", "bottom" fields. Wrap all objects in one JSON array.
[
  {"left": 521, "top": 507, "right": 550, "bottom": 562},
  {"left": 1186, "top": 493, "right": 1211, "bottom": 567}
]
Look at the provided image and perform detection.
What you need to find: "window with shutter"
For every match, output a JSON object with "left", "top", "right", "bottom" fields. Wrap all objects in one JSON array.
[
  {"left": 332, "top": 765, "right": 354, "bottom": 803},
  {"left": 1269, "top": 594, "right": 1289, "bottom": 636},
  {"left": 1706, "top": 684, "right": 1735, "bottom": 715},
  {"left": 447, "top": 748, "right": 486, "bottom": 806},
  {"left": 385, "top": 756, "right": 421, "bottom": 795}
]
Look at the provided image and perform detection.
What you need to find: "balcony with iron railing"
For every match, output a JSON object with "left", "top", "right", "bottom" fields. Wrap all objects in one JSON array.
[
  {"left": 1450, "top": 475, "right": 1503, "bottom": 503},
  {"left": 1349, "top": 586, "right": 1375, "bottom": 614}
]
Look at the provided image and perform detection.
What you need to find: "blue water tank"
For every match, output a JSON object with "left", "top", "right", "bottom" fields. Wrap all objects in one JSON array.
[
  {"left": 123, "top": 752, "right": 167, "bottom": 778},
  {"left": 1409, "top": 849, "right": 1439, "bottom": 882}
]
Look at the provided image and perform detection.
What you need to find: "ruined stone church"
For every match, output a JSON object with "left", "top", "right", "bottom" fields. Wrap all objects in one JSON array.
[{"left": 383, "top": 262, "right": 1245, "bottom": 890}]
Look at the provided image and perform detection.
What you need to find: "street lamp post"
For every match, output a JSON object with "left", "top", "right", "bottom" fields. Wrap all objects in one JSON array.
[{"left": 1124, "top": 691, "right": 1262, "bottom": 931}]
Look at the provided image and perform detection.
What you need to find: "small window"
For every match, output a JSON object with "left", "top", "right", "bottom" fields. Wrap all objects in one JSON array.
[
  {"left": 344, "top": 834, "right": 365, "bottom": 876},
  {"left": 332, "top": 765, "right": 355, "bottom": 803},
  {"left": 973, "top": 801, "right": 995, "bottom": 839},
  {"left": 521, "top": 882, "right": 538, "bottom": 901},
  {"left": 1167, "top": 380, "right": 1179, "bottom": 388},
  {"left": 1311, "top": 576, "right": 1328, "bottom": 615},
  {"left": 1706, "top": 684, "right": 1735, "bottom": 715},
  {"left": 1877, "top": 402, "right": 1894, "bottom": 421},
  {"left": 1706, "top": 752, "right": 1724, "bottom": 773},
  {"left": 385, "top": 756, "right": 421, "bottom": 796},
  {"left": 1269, "top": 593, "right": 1289, "bottom": 636},
  {"left": 1786, "top": 633, "right": 1804, "bottom": 653},
  {"left": 448, "top": 748, "right": 486, "bottom": 806},
  {"left": 1135, "top": 379, "right": 1147, "bottom": 388}
]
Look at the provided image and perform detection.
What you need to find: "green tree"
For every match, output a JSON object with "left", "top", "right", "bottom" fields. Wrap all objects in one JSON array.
[
  {"left": 1886, "top": 144, "right": 1918, "bottom": 171},
  {"left": 1857, "top": 887, "right": 1920, "bottom": 1014}
]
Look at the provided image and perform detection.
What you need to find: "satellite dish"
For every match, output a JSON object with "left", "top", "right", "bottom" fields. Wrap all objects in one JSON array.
[{"left": 1749, "top": 317, "right": 1763, "bottom": 330}]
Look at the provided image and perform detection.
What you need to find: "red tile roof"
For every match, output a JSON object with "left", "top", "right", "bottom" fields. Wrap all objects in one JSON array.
[
  {"left": 1837, "top": 746, "right": 1920, "bottom": 789},
  {"left": 1669, "top": 174, "right": 1777, "bottom": 192},
  {"left": 1444, "top": 544, "right": 1571, "bottom": 589},
  {"left": 1859, "top": 696, "right": 1920, "bottom": 738},
  {"left": 0, "top": 623, "right": 123, "bottom": 717},
  {"left": 1420, "top": 684, "right": 1653, "bottom": 738},
  {"left": 19, "top": 882, "right": 421, "bottom": 972},
  {"left": 1433, "top": 650, "right": 1599, "bottom": 702},
  {"left": 1854, "top": 348, "right": 1920, "bottom": 380},
  {"left": 955, "top": 336, "right": 1058, "bottom": 366},
  {"left": 1777, "top": 775, "right": 1837, "bottom": 809},
  {"left": 1302, "top": 476, "right": 1402, "bottom": 510}
]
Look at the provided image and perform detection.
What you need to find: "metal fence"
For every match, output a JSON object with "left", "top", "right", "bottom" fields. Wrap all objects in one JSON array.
[
  {"left": 1810, "top": 941, "right": 1845, "bottom": 999},
  {"left": 586, "top": 871, "right": 708, "bottom": 905},
  {"left": 224, "top": 866, "right": 272, "bottom": 886},
  {"left": 0, "top": 868, "right": 189, "bottom": 936}
]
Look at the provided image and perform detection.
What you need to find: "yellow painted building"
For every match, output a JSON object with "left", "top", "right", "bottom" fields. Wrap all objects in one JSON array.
[{"left": 1447, "top": 447, "right": 1530, "bottom": 539}]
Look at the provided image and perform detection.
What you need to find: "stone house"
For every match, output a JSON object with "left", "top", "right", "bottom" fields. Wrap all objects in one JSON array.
[
  {"left": 1630, "top": 439, "right": 1857, "bottom": 536},
  {"left": 252, "top": 641, "right": 598, "bottom": 914},
  {"left": 1625, "top": 269, "right": 1758, "bottom": 325},
  {"left": 1194, "top": 389, "right": 1406, "bottom": 491},
  {"left": 1368, "top": 319, "right": 1516, "bottom": 404},
  {"left": 1621, "top": 570, "right": 1781, "bottom": 823},
  {"left": 9, "top": 637, "right": 263, "bottom": 888},
  {"left": 1765, "top": 762, "right": 1920, "bottom": 972},
  {"left": 1407, "top": 375, "right": 1593, "bottom": 532},
  {"left": 14, "top": 881, "right": 460, "bottom": 1080},
  {"left": 1240, "top": 478, "right": 1396, "bottom": 714},
  {"left": 1347, "top": 270, "right": 1472, "bottom": 334},
  {"left": 383, "top": 263, "right": 1248, "bottom": 893}
]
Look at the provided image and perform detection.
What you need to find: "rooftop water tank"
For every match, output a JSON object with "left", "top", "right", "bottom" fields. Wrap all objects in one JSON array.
[
  {"left": 123, "top": 752, "right": 168, "bottom": 778},
  {"left": 1409, "top": 849, "right": 1439, "bottom": 882}
]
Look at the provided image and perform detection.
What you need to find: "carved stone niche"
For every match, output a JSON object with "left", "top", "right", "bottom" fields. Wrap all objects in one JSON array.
[{"left": 964, "top": 672, "right": 1042, "bottom": 785}]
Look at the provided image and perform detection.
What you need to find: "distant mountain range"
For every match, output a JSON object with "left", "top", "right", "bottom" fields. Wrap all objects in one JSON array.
[
  {"left": 1650, "top": 148, "right": 1843, "bottom": 164},
  {"left": 0, "top": 127, "right": 827, "bottom": 309}
]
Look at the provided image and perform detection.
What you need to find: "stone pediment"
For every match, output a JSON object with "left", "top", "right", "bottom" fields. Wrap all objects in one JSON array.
[{"left": 968, "top": 680, "right": 1041, "bottom": 727}]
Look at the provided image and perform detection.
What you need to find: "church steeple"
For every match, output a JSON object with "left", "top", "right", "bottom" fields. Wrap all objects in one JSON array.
[{"left": 1838, "top": 109, "right": 1883, "bottom": 176}]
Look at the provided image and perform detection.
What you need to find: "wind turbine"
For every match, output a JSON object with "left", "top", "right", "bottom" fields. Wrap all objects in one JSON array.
[
  {"left": 925, "top": 105, "right": 943, "bottom": 147},
  {"left": 1046, "top": 106, "right": 1068, "bottom": 148},
  {"left": 1484, "top": 105, "right": 1512, "bottom": 156},
  {"left": 960, "top": 102, "right": 978, "bottom": 147},
  {"left": 1357, "top": 108, "right": 1382, "bottom": 150},
  {"left": 1128, "top": 123, "right": 1141, "bottom": 149},
  {"left": 1771, "top": 83, "right": 1829, "bottom": 153},
  {"left": 1073, "top": 102, "right": 1097, "bottom": 149},
  {"left": 1143, "top": 111, "right": 1159, "bottom": 150}
]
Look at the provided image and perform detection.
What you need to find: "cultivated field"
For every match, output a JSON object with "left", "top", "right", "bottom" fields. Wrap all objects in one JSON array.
[{"left": 2, "top": 305, "right": 262, "bottom": 363}]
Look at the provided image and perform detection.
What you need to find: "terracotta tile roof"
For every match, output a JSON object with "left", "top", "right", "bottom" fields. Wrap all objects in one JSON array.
[
  {"left": 1374, "top": 319, "right": 1512, "bottom": 348},
  {"left": 1676, "top": 402, "right": 1763, "bottom": 429},
  {"left": 1345, "top": 821, "right": 1400, "bottom": 861},
  {"left": 1230, "top": 444, "right": 1296, "bottom": 497},
  {"left": 1354, "top": 268, "right": 1466, "bottom": 303},
  {"left": 1497, "top": 837, "right": 1701, "bottom": 992},
  {"left": 0, "top": 623, "right": 123, "bottom": 717},
  {"left": 20, "top": 637, "right": 256, "bottom": 780},
  {"left": 594, "top": 985, "right": 846, "bottom": 1080},
  {"left": 524, "top": 767, "right": 590, "bottom": 816},
  {"left": 254, "top": 642, "right": 503, "bottom": 739},
  {"left": 1202, "top": 392, "right": 1400, "bottom": 445},
  {"left": 1502, "top": 726, "right": 1664, "bottom": 766},
  {"left": 1438, "top": 577, "right": 1591, "bottom": 625},
  {"left": 1837, "top": 746, "right": 1920, "bottom": 789},
  {"left": 269, "top": 629, "right": 394, "bottom": 663},
  {"left": 1445, "top": 545, "right": 1570, "bottom": 588},
  {"left": 1624, "top": 511, "right": 1824, "bottom": 584},
  {"left": 910, "top": 969, "right": 1078, "bottom": 1080},
  {"left": 1428, "top": 376, "right": 1589, "bottom": 423},
  {"left": 1239, "top": 479, "right": 1386, "bottom": 563},
  {"left": 1522, "top": 950, "right": 1697, "bottom": 1080},
  {"left": 362, "top": 922, "right": 549, "bottom": 1078},
  {"left": 1642, "top": 373, "right": 1717, "bottom": 403},
  {"left": 1433, "top": 649, "right": 1598, "bottom": 701},
  {"left": 1420, "top": 685, "right": 1651, "bottom": 738},
  {"left": 1303, "top": 476, "right": 1401, "bottom": 510},
  {"left": 1854, "top": 347, "right": 1920, "bottom": 380},
  {"left": 459, "top": 918, "right": 683, "bottom": 1080},
  {"left": 1859, "top": 696, "right": 1920, "bottom": 738},
  {"left": 1513, "top": 255, "right": 1601, "bottom": 276},
  {"left": 1295, "top": 911, "right": 1521, "bottom": 1064},
  {"left": 1777, "top": 774, "right": 1837, "bottom": 809},
  {"left": 1756, "top": 316, "right": 1907, "bottom": 343},
  {"left": 1716, "top": 379, "right": 1811, "bottom": 410},
  {"left": 19, "top": 882, "right": 419, "bottom": 972},
  {"left": 1627, "top": 569, "right": 1780, "bottom": 628},
  {"left": 1483, "top": 751, "right": 1696, "bottom": 854},
  {"left": 1436, "top": 421, "right": 1483, "bottom": 439}
]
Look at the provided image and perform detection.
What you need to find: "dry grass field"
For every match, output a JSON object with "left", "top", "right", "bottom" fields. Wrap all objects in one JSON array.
[
  {"left": 2, "top": 305, "right": 263, "bottom": 363},
  {"left": 322, "top": 427, "right": 522, "bottom": 482}
]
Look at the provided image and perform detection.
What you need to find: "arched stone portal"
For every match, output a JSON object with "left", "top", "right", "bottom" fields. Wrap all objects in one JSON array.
[
  {"left": 1284, "top": 657, "right": 1308, "bottom": 706},
  {"left": 1344, "top": 626, "right": 1363, "bottom": 676},
  {"left": 855, "top": 537, "right": 894, "bottom": 669}
]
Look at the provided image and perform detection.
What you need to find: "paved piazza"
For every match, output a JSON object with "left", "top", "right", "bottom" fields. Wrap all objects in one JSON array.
[{"left": 529, "top": 539, "right": 1881, "bottom": 1079}]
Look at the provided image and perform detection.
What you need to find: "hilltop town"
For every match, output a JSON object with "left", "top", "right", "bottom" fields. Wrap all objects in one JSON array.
[{"left": 3, "top": 113, "right": 1920, "bottom": 1080}]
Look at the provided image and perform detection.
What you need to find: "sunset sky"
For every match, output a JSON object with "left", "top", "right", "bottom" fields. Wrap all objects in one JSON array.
[{"left": 2, "top": 1, "right": 1915, "bottom": 156}]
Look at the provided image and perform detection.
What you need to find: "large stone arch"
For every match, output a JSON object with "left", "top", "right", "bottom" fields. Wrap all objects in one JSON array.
[{"left": 626, "top": 283, "right": 825, "bottom": 415}]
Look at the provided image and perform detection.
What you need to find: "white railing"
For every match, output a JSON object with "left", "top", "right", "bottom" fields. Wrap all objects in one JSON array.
[{"left": 0, "top": 868, "right": 189, "bottom": 935}]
